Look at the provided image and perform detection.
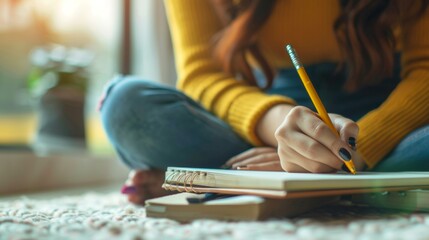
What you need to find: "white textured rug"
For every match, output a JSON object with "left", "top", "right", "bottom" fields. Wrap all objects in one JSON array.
[{"left": 1, "top": 192, "right": 429, "bottom": 240}]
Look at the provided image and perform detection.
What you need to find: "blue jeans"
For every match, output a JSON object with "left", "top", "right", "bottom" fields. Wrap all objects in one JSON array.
[{"left": 101, "top": 64, "right": 429, "bottom": 172}]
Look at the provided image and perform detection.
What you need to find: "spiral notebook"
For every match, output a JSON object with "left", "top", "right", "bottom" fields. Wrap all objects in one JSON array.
[{"left": 162, "top": 167, "right": 429, "bottom": 199}]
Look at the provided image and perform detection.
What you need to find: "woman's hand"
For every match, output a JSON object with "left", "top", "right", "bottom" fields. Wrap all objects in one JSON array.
[
  {"left": 224, "top": 147, "right": 283, "bottom": 171},
  {"left": 275, "top": 106, "right": 364, "bottom": 173}
]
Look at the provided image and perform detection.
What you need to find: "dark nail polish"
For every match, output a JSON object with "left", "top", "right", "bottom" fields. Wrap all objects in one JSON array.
[
  {"left": 339, "top": 148, "right": 351, "bottom": 161},
  {"left": 348, "top": 137, "right": 357, "bottom": 150},
  {"left": 341, "top": 164, "right": 350, "bottom": 172},
  {"left": 121, "top": 185, "right": 137, "bottom": 194}
]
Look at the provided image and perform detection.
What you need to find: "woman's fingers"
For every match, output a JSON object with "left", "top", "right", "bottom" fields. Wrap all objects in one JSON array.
[
  {"left": 330, "top": 113, "right": 359, "bottom": 150},
  {"left": 231, "top": 152, "right": 279, "bottom": 169},
  {"left": 239, "top": 161, "right": 283, "bottom": 171},
  {"left": 282, "top": 131, "right": 344, "bottom": 170},
  {"left": 275, "top": 106, "right": 360, "bottom": 173},
  {"left": 225, "top": 147, "right": 276, "bottom": 167},
  {"left": 280, "top": 161, "right": 311, "bottom": 173},
  {"left": 279, "top": 144, "right": 337, "bottom": 173},
  {"left": 292, "top": 107, "right": 355, "bottom": 166}
]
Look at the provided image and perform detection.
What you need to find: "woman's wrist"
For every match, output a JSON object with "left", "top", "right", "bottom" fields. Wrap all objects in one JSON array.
[{"left": 256, "top": 104, "right": 294, "bottom": 147}]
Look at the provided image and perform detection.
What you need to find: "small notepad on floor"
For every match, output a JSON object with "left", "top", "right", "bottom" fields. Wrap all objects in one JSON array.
[{"left": 145, "top": 192, "right": 337, "bottom": 222}]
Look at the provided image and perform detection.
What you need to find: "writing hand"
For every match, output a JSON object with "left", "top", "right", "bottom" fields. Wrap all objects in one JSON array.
[{"left": 275, "top": 106, "right": 360, "bottom": 173}]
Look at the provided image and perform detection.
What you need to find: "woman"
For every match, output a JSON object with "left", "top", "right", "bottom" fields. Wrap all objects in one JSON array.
[{"left": 101, "top": 0, "right": 429, "bottom": 204}]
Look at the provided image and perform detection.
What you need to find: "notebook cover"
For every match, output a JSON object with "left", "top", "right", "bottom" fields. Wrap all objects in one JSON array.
[
  {"left": 164, "top": 167, "right": 429, "bottom": 191},
  {"left": 162, "top": 183, "right": 429, "bottom": 199}
]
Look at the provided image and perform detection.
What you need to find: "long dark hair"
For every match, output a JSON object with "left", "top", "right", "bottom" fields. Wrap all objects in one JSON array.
[{"left": 210, "top": 0, "right": 429, "bottom": 91}]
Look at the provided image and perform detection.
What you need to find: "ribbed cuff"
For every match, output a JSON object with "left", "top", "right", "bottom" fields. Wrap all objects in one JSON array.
[
  {"left": 227, "top": 92, "right": 295, "bottom": 146},
  {"left": 357, "top": 70, "right": 429, "bottom": 169}
]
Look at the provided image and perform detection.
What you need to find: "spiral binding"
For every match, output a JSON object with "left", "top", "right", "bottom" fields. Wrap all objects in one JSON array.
[
  {"left": 189, "top": 171, "right": 200, "bottom": 193},
  {"left": 175, "top": 171, "right": 187, "bottom": 192},
  {"left": 183, "top": 171, "right": 194, "bottom": 193},
  {"left": 163, "top": 170, "right": 208, "bottom": 193},
  {"left": 164, "top": 170, "right": 179, "bottom": 191}
]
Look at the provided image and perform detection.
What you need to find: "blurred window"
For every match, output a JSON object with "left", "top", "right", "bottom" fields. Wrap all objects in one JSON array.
[
  {"left": 0, "top": 0, "right": 121, "bottom": 153},
  {"left": 131, "top": 0, "right": 176, "bottom": 86}
]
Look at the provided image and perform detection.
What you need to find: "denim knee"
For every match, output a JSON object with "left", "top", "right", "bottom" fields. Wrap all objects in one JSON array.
[
  {"left": 100, "top": 75, "right": 252, "bottom": 170},
  {"left": 373, "top": 124, "right": 429, "bottom": 171},
  {"left": 100, "top": 76, "right": 179, "bottom": 168},
  {"left": 101, "top": 76, "right": 158, "bottom": 129}
]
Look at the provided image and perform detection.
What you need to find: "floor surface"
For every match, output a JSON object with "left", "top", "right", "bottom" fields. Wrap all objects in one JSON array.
[{"left": 1, "top": 187, "right": 429, "bottom": 240}]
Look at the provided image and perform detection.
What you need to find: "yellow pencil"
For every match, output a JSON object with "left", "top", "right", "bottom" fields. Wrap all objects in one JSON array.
[{"left": 285, "top": 44, "right": 356, "bottom": 174}]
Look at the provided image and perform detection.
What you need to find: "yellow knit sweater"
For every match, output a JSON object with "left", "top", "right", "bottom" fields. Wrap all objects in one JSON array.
[{"left": 164, "top": 0, "right": 429, "bottom": 168}]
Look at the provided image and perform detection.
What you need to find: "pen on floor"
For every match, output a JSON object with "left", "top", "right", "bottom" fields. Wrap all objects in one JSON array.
[
  {"left": 186, "top": 193, "right": 231, "bottom": 204},
  {"left": 285, "top": 44, "right": 357, "bottom": 174}
]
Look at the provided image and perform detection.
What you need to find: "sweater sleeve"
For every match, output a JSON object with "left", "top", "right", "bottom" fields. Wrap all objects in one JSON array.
[
  {"left": 357, "top": 5, "right": 429, "bottom": 169},
  {"left": 164, "top": 0, "right": 295, "bottom": 145}
]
